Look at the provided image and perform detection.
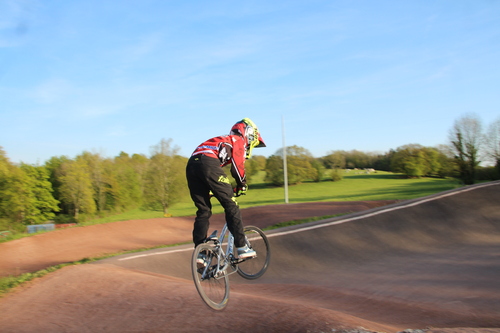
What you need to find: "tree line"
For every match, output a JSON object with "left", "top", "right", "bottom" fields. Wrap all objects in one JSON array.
[
  {"left": 1, "top": 114, "right": 499, "bottom": 231},
  {"left": 0, "top": 139, "right": 188, "bottom": 231},
  {"left": 264, "top": 114, "right": 499, "bottom": 186}
]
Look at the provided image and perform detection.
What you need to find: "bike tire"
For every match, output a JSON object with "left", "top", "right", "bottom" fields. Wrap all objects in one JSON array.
[
  {"left": 192, "top": 243, "right": 230, "bottom": 310},
  {"left": 237, "top": 226, "right": 271, "bottom": 280}
]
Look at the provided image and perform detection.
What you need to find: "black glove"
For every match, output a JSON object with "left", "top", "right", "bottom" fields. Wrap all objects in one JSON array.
[{"left": 234, "top": 184, "right": 248, "bottom": 197}]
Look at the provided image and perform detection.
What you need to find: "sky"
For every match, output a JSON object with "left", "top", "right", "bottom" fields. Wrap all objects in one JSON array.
[{"left": 1, "top": 0, "right": 499, "bottom": 165}]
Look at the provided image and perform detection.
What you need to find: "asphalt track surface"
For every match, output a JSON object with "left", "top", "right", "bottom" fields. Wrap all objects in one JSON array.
[{"left": 1, "top": 181, "right": 499, "bottom": 332}]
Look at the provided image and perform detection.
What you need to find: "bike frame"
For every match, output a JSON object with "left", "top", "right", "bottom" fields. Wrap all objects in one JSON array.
[
  {"left": 203, "top": 224, "right": 245, "bottom": 280},
  {"left": 220, "top": 224, "right": 235, "bottom": 260},
  {"left": 192, "top": 224, "right": 270, "bottom": 310}
]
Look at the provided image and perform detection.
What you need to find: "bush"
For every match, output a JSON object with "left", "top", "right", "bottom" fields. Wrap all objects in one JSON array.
[
  {"left": 0, "top": 218, "right": 26, "bottom": 242},
  {"left": 475, "top": 166, "right": 500, "bottom": 181},
  {"left": 52, "top": 214, "right": 77, "bottom": 224},
  {"left": 330, "top": 168, "right": 344, "bottom": 182},
  {"left": 311, "top": 160, "right": 325, "bottom": 182}
]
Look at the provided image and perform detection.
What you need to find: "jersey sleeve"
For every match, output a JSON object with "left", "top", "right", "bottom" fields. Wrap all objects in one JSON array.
[{"left": 230, "top": 136, "right": 247, "bottom": 185}]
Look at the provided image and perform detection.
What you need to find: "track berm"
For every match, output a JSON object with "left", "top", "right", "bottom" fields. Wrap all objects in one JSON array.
[{"left": 1, "top": 182, "right": 499, "bottom": 332}]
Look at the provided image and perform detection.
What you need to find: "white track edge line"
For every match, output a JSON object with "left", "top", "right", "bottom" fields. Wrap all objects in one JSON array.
[
  {"left": 118, "top": 182, "right": 498, "bottom": 261},
  {"left": 119, "top": 247, "right": 192, "bottom": 261},
  {"left": 267, "top": 182, "right": 498, "bottom": 239}
]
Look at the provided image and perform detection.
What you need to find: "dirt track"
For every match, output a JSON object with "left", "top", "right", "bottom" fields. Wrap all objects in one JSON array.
[
  {"left": 0, "top": 183, "right": 499, "bottom": 332},
  {"left": 0, "top": 200, "right": 395, "bottom": 277}
]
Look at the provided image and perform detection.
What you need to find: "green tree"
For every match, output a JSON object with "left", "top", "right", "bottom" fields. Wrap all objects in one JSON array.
[
  {"left": 0, "top": 149, "right": 27, "bottom": 223},
  {"left": 373, "top": 150, "right": 395, "bottom": 172},
  {"left": 0, "top": 147, "right": 9, "bottom": 178},
  {"left": 264, "top": 155, "right": 284, "bottom": 186},
  {"left": 111, "top": 152, "right": 144, "bottom": 211},
  {"left": 77, "top": 152, "right": 108, "bottom": 212},
  {"left": 449, "top": 114, "right": 483, "bottom": 184},
  {"left": 44, "top": 155, "right": 71, "bottom": 214},
  {"left": 485, "top": 117, "right": 500, "bottom": 176},
  {"left": 322, "top": 150, "right": 380, "bottom": 170},
  {"left": 391, "top": 144, "right": 426, "bottom": 177},
  {"left": 391, "top": 144, "right": 442, "bottom": 178},
  {"left": 287, "top": 155, "right": 316, "bottom": 184},
  {"left": 0, "top": 167, "right": 28, "bottom": 223},
  {"left": 244, "top": 155, "right": 267, "bottom": 183},
  {"left": 19, "top": 164, "right": 60, "bottom": 224},
  {"left": 0, "top": 147, "right": 11, "bottom": 199},
  {"left": 265, "top": 146, "right": 316, "bottom": 186},
  {"left": 130, "top": 153, "right": 150, "bottom": 195},
  {"left": 59, "top": 159, "right": 96, "bottom": 220},
  {"left": 310, "top": 159, "right": 325, "bottom": 182},
  {"left": 251, "top": 155, "right": 267, "bottom": 171},
  {"left": 434, "top": 144, "right": 457, "bottom": 178},
  {"left": 322, "top": 151, "right": 346, "bottom": 169},
  {"left": 143, "top": 139, "right": 187, "bottom": 215},
  {"left": 244, "top": 157, "right": 260, "bottom": 182},
  {"left": 345, "top": 150, "right": 370, "bottom": 169},
  {"left": 420, "top": 147, "right": 442, "bottom": 177},
  {"left": 330, "top": 168, "right": 344, "bottom": 181},
  {"left": 0, "top": 149, "right": 59, "bottom": 224}
]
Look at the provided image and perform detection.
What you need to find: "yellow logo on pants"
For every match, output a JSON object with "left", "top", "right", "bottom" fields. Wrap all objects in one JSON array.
[{"left": 218, "top": 175, "right": 230, "bottom": 184}]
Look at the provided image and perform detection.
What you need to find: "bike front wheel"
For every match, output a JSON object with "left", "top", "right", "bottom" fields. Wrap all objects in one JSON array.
[
  {"left": 237, "top": 226, "right": 271, "bottom": 280},
  {"left": 192, "top": 243, "right": 230, "bottom": 310}
]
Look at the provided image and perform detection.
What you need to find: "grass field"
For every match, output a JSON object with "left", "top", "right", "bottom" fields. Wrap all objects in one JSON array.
[{"left": 84, "top": 170, "right": 462, "bottom": 225}]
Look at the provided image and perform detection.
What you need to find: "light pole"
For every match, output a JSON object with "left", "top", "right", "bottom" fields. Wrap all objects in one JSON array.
[{"left": 282, "top": 116, "right": 289, "bottom": 204}]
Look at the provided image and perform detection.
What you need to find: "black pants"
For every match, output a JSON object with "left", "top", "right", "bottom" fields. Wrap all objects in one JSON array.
[{"left": 186, "top": 155, "right": 246, "bottom": 248}]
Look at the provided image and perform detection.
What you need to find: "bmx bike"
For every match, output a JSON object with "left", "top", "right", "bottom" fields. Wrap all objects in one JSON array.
[{"left": 191, "top": 223, "right": 271, "bottom": 310}]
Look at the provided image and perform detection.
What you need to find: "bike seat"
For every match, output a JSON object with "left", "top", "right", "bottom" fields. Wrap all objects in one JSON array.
[{"left": 207, "top": 230, "right": 218, "bottom": 241}]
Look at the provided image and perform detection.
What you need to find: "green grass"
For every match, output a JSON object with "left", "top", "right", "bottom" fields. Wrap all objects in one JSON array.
[
  {"left": 203, "top": 170, "right": 461, "bottom": 211},
  {"left": 81, "top": 170, "right": 461, "bottom": 225},
  {"left": 0, "top": 258, "right": 93, "bottom": 297},
  {"left": 285, "top": 171, "right": 461, "bottom": 202}
]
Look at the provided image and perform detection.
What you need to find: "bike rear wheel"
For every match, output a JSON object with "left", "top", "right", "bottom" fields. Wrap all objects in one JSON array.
[
  {"left": 237, "top": 226, "right": 271, "bottom": 280},
  {"left": 192, "top": 243, "right": 230, "bottom": 310}
]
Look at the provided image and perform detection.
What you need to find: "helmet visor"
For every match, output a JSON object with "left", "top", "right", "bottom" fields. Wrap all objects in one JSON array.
[{"left": 256, "top": 133, "right": 266, "bottom": 148}]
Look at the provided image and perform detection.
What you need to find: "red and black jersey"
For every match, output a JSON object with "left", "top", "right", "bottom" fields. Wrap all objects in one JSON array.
[{"left": 191, "top": 135, "right": 247, "bottom": 185}]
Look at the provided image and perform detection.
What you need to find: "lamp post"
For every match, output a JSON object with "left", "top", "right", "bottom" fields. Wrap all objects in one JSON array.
[{"left": 282, "top": 116, "right": 289, "bottom": 204}]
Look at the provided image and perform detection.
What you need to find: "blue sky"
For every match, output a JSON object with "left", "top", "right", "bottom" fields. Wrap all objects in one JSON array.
[{"left": 1, "top": 0, "right": 499, "bottom": 164}]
